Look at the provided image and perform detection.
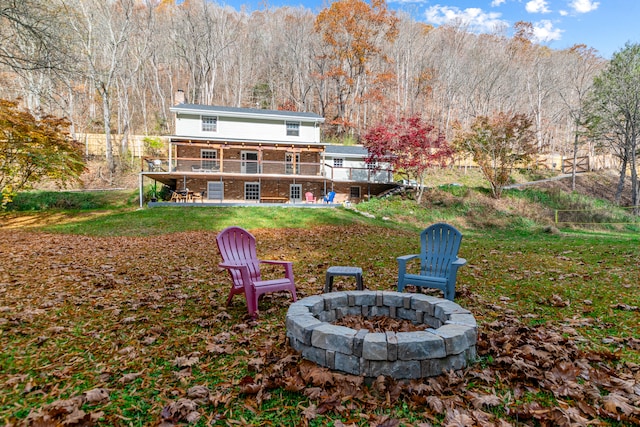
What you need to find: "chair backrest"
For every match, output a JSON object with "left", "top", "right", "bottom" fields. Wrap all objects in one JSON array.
[
  {"left": 419, "top": 223, "right": 463, "bottom": 278},
  {"left": 305, "top": 192, "right": 315, "bottom": 202},
  {"left": 326, "top": 191, "right": 336, "bottom": 202},
  {"left": 216, "top": 226, "right": 261, "bottom": 286}
]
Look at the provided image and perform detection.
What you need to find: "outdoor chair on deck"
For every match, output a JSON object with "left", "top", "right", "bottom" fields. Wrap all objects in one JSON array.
[
  {"left": 305, "top": 192, "right": 316, "bottom": 203},
  {"left": 216, "top": 226, "right": 297, "bottom": 318},
  {"left": 323, "top": 191, "right": 336, "bottom": 204},
  {"left": 397, "top": 223, "right": 466, "bottom": 301}
]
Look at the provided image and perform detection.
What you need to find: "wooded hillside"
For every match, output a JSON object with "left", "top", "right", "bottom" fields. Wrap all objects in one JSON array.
[{"left": 0, "top": 0, "right": 606, "bottom": 155}]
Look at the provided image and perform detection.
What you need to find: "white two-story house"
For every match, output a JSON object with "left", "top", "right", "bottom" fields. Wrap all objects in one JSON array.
[{"left": 140, "top": 103, "right": 396, "bottom": 204}]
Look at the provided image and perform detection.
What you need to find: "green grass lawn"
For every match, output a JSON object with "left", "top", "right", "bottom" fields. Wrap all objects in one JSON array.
[{"left": 1, "top": 187, "right": 639, "bottom": 426}]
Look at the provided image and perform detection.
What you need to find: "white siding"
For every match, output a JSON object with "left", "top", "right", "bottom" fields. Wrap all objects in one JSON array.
[{"left": 175, "top": 113, "right": 320, "bottom": 143}]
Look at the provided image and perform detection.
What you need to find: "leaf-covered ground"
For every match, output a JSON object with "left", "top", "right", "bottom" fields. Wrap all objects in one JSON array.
[{"left": 1, "top": 225, "right": 639, "bottom": 426}]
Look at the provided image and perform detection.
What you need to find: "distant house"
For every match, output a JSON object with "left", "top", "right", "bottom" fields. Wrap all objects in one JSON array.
[{"left": 140, "top": 104, "right": 396, "bottom": 204}]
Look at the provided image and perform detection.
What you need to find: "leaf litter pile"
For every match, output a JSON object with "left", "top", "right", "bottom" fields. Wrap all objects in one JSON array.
[{"left": 0, "top": 226, "right": 639, "bottom": 426}]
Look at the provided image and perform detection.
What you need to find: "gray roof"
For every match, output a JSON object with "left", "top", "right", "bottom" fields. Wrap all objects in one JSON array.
[
  {"left": 170, "top": 103, "right": 324, "bottom": 122},
  {"left": 323, "top": 144, "right": 369, "bottom": 157}
]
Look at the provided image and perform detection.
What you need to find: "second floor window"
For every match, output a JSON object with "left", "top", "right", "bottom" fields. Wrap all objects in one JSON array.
[
  {"left": 286, "top": 121, "right": 300, "bottom": 136},
  {"left": 202, "top": 116, "right": 217, "bottom": 132}
]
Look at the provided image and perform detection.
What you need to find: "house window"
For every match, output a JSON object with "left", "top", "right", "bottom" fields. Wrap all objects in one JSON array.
[
  {"left": 286, "top": 121, "right": 300, "bottom": 136},
  {"left": 333, "top": 158, "right": 343, "bottom": 168},
  {"left": 245, "top": 182, "right": 260, "bottom": 201},
  {"left": 285, "top": 152, "right": 300, "bottom": 174},
  {"left": 366, "top": 161, "right": 377, "bottom": 169},
  {"left": 350, "top": 186, "right": 361, "bottom": 199},
  {"left": 201, "top": 149, "right": 218, "bottom": 171},
  {"left": 202, "top": 116, "right": 217, "bottom": 132}
]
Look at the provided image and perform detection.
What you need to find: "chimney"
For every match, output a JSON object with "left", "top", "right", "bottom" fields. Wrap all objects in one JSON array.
[{"left": 175, "top": 90, "right": 185, "bottom": 105}]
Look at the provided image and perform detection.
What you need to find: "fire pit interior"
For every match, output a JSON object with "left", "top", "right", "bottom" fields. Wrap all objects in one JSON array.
[{"left": 286, "top": 291, "right": 477, "bottom": 380}]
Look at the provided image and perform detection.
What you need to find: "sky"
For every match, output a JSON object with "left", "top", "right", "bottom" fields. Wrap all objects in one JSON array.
[{"left": 220, "top": 0, "right": 639, "bottom": 59}]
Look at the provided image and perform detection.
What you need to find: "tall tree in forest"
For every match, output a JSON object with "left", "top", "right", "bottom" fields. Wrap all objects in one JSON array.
[
  {"left": 557, "top": 45, "right": 603, "bottom": 190},
  {"left": 314, "top": 0, "right": 398, "bottom": 137},
  {"left": 65, "top": 0, "right": 134, "bottom": 179},
  {"left": 454, "top": 112, "right": 536, "bottom": 199},
  {"left": 586, "top": 42, "right": 640, "bottom": 211},
  {"left": 0, "top": 99, "right": 85, "bottom": 206},
  {"left": 362, "top": 114, "right": 452, "bottom": 202}
]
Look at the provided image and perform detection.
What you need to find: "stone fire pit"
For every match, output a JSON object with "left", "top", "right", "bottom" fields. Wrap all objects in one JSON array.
[{"left": 286, "top": 291, "right": 477, "bottom": 380}]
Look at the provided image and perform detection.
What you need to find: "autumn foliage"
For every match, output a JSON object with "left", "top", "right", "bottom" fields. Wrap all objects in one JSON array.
[
  {"left": 0, "top": 99, "right": 85, "bottom": 206},
  {"left": 362, "top": 114, "right": 453, "bottom": 202},
  {"left": 454, "top": 112, "right": 537, "bottom": 199}
]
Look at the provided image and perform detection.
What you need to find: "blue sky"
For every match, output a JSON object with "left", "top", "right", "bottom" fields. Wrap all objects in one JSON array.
[{"left": 220, "top": 0, "right": 638, "bottom": 59}]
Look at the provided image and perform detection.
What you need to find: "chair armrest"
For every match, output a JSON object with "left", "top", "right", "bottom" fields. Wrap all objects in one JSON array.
[
  {"left": 259, "top": 260, "right": 293, "bottom": 266},
  {"left": 397, "top": 254, "right": 420, "bottom": 262},
  {"left": 452, "top": 257, "right": 467, "bottom": 267}
]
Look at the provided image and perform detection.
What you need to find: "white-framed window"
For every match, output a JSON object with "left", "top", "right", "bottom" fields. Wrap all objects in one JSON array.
[
  {"left": 202, "top": 116, "right": 217, "bottom": 132},
  {"left": 286, "top": 121, "right": 300, "bottom": 136},
  {"left": 366, "top": 161, "right": 377, "bottom": 169},
  {"left": 201, "top": 149, "right": 218, "bottom": 171},
  {"left": 333, "top": 158, "right": 344, "bottom": 168},
  {"left": 245, "top": 182, "right": 260, "bottom": 201},
  {"left": 285, "top": 152, "right": 300, "bottom": 174}
]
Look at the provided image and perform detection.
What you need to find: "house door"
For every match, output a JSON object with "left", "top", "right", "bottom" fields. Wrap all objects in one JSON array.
[
  {"left": 290, "top": 184, "right": 302, "bottom": 203},
  {"left": 241, "top": 151, "right": 259, "bottom": 174},
  {"left": 207, "top": 181, "right": 223, "bottom": 201},
  {"left": 245, "top": 182, "right": 260, "bottom": 201}
]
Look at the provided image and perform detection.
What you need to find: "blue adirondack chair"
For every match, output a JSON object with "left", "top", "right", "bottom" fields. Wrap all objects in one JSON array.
[
  {"left": 397, "top": 223, "right": 466, "bottom": 301},
  {"left": 323, "top": 191, "right": 336, "bottom": 203}
]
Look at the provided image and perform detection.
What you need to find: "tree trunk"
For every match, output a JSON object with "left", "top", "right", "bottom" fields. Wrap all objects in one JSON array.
[{"left": 615, "top": 155, "right": 627, "bottom": 205}]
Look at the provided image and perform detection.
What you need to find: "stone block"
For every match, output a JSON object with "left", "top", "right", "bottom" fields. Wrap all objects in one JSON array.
[
  {"left": 382, "top": 292, "right": 406, "bottom": 308},
  {"left": 286, "top": 314, "right": 323, "bottom": 345},
  {"left": 432, "top": 324, "right": 473, "bottom": 355},
  {"left": 362, "top": 332, "right": 387, "bottom": 360},
  {"left": 423, "top": 316, "right": 442, "bottom": 329},
  {"left": 410, "top": 294, "right": 439, "bottom": 316},
  {"left": 368, "top": 360, "right": 421, "bottom": 379},
  {"left": 389, "top": 306, "right": 397, "bottom": 319},
  {"left": 353, "top": 329, "right": 369, "bottom": 357},
  {"left": 369, "top": 305, "right": 390, "bottom": 317},
  {"left": 397, "top": 307, "right": 417, "bottom": 322},
  {"left": 433, "top": 300, "right": 471, "bottom": 320},
  {"left": 318, "top": 310, "right": 336, "bottom": 323},
  {"left": 348, "top": 291, "right": 377, "bottom": 307},
  {"left": 299, "top": 295, "right": 325, "bottom": 315},
  {"left": 326, "top": 350, "right": 336, "bottom": 369},
  {"left": 386, "top": 331, "right": 398, "bottom": 362},
  {"left": 335, "top": 352, "right": 362, "bottom": 375},
  {"left": 311, "top": 323, "right": 356, "bottom": 354},
  {"left": 345, "top": 306, "right": 363, "bottom": 316},
  {"left": 301, "top": 345, "right": 326, "bottom": 366},
  {"left": 287, "top": 303, "right": 310, "bottom": 317},
  {"left": 376, "top": 292, "right": 384, "bottom": 307},
  {"left": 446, "top": 313, "right": 477, "bottom": 328},
  {"left": 396, "top": 331, "right": 446, "bottom": 360},
  {"left": 324, "top": 292, "right": 348, "bottom": 310}
]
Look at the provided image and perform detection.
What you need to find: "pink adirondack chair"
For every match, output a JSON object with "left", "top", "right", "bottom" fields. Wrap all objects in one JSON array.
[
  {"left": 216, "top": 226, "right": 297, "bottom": 318},
  {"left": 305, "top": 192, "right": 316, "bottom": 203}
]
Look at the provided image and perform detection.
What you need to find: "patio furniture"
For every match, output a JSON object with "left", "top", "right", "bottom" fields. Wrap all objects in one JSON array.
[
  {"left": 324, "top": 266, "right": 364, "bottom": 292},
  {"left": 397, "top": 223, "right": 466, "bottom": 301},
  {"left": 323, "top": 191, "right": 336, "bottom": 204},
  {"left": 216, "top": 226, "right": 298, "bottom": 318},
  {"left": 305, "top": 192, "right": 316, "bottom": 203}
]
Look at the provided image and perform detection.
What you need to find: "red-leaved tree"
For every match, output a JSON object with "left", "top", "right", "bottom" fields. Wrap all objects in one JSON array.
[{"left": 362, "top": 114, "right": 453, "bottom": 202}]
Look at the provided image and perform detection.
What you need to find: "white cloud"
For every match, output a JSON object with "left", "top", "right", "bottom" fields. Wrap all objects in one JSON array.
[
  {"left": 532, "top": 19, "right": 563, "bottom": 42},
  {"left": 491, "top": 0, "right": 506, "bottom": 6},
  {"left": 424, "top": 5, "right": 507, "bottom": 33},
  {"left": 526, "top": 0, "right": 551, "bottom": 14},
  {"left": 569, "top": 0, "right": 599, "bottom": 13},
  {"left": 559, "top": 9, "right": 569, "bottom": 16}
]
